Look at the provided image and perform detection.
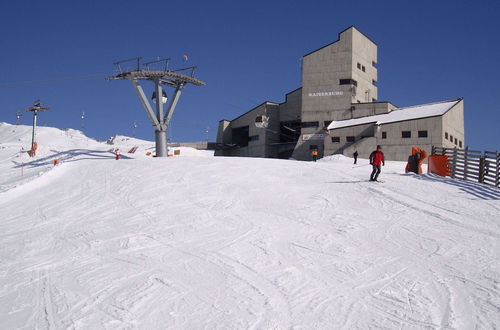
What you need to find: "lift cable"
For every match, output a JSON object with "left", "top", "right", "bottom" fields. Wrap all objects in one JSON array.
[{"left": 0, "top": 73, "right": 107, "bottom": 88}]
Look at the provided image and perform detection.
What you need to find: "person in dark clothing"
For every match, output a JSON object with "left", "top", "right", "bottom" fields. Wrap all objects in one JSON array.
[
  {"left": 369, "top": 145, "right": 385, "bottom": 181},
  {"left": 353, "top": 150, "right": 358, "bottom": 164},
  {"left": 406, "top": 154, "right": 419, "bottom": 174},
  {"left": 311, "top": 149, "right": 318, "bottom": 162},
  {"left": 405, "top": 147, "right": 427, "bottom": 174}
]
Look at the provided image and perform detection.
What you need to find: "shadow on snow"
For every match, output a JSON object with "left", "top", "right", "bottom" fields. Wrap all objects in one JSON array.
[
  {"left": 11, "top": 149, "right": 131, "bottom": 168},
  {"left": 415, "top": 174, "right": 500, "bottom": 201}
]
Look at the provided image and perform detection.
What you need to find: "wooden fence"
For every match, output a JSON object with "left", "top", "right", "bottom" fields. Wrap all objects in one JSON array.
[{"left": 432, "top": 146, "right": 499, "bottom": 187}]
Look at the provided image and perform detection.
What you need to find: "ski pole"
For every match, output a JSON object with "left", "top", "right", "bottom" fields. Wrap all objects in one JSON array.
[{"left": 352, "top": 164, "right": 371, "bottom": 168}]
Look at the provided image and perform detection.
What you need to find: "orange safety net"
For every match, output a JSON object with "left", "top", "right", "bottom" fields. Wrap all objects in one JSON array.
[{"left": 428, "top": 155, "right": 450, "bottom": 176}]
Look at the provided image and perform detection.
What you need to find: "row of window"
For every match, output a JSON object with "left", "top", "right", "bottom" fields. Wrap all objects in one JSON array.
[
  {"left": 331, "top": 130, "right": 430, "bottom": 143},
  {"left": 331, "top": 136, "right": 355, "bottom": 143},
  {"left": 393, "top": 130, "right": 429, "bottom": 139},
  {"left": 301, "top": 121, "right": 319, "bottom": 128},
  {"left": 357, "top": 61, "right": 377, "bottom": 70},
  {"left": 246, "top": 131, "right": 463, "bottom": 148},
  {"left": 444, "top": 132, "right": 463, "bottom": 148}
]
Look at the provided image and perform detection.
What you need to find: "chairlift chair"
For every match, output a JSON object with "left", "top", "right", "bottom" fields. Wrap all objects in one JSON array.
[
  {"left": 255, "top": 115, "right": 269, "bottom": 129},
  {"left": 152, "top": 90, "right": 168, "bottom": 104}
]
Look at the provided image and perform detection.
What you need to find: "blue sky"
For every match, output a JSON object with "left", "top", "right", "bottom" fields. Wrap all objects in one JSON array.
[{"left": 0, "top": 0, "right": 498, "bottom": 150}]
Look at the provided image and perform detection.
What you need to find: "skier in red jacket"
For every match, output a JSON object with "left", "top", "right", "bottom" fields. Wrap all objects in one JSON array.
[{"left": 369, "top": 145, "right": 385, "bottom": 182}]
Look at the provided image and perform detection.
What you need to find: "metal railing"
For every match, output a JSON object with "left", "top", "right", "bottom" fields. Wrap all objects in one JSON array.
[{"left": 432, "top": 146, "right": 499, "bottom": 187}]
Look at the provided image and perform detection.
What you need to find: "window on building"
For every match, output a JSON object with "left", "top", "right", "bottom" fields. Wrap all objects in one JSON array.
[
  {"left": 454, "top": 138, "right": 457, "bottom": 145},
  {"left": 309, "top": 145, "right": 318, "bottom": 150},
  {"left": 362, "top": 65, "right": 366, "bottom": 72},
  {"left": 418, "top": 130, "right": 428, "bottom": 138},
  {"left": 459, "top": 140, "right": 463, "bottom": 148},
  {"left": 382, "top": 131, "right": 387, "bottom": 139},
  {"left": 450, "top": 134, "right": 454, "bottom": 142},
  {"left": 372, "top": 61, "right": 377, "bottom": 67},
  {"left": 372, "top": 98, "right": 377, "bottom": 102},
  {"left": 372, "top": 79, "right": 377, "bottom": 86},
  {"left": 357, "top": 62, "right": 361, "bottom": 69},
  {"left": 346, "top": 136, "right": 355, "bottom": 142},
  {"left": 331, "top": 136, "right": 340, "bottom": 143},
  {"left": 339, "top": 79, "right": 358, "bottom": 86},
  {"left": 232, "top": 126, "right": 249, "bottom": 147},
  {"left": 445, "top": 132, "right": 448, "bottom": 139},
  {"left": 248, "top": 135, "right": 259, "bottom": 142},
  {"left": 402, "top": 131, "right": 411, "bottom": 138},
  {"left": 280, "top": 121, "right": 301, "bottom": 143},
  {"left": 301, "top": 121, "right": 319, "bottom": 128},
  {"left": 324, "top": 120, "right": 332, "bottom": 127}
]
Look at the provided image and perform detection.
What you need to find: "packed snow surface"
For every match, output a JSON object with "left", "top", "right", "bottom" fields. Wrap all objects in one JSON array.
[{"left": 0, "top": 123, "right": 499, "bottom": 329}]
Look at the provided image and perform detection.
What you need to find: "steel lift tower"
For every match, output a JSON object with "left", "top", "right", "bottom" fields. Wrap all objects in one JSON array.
[
  {"left": 107, "top": 57, "right": 205, "bottom": 157},
  {"left": 18, "top": 100, "right": 51, "bottom": 156}
]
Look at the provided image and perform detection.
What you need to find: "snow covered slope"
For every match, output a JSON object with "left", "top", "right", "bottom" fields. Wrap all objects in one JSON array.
[{"left": 0, "top": 123, "right": 499, "bottom": 329}]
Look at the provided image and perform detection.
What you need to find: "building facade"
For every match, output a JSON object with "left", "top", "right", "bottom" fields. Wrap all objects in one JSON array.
[
  {"left": 327, "top": 99, "right": 464, "bottom": 161},
  {"left": 215, "top": 26, "right": 465, "bottom": 161}
]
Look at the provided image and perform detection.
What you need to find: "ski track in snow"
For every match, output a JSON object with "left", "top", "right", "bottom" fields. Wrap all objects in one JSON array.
[{"left": 0, "top": 123, "right": 499, "bottom": 329}]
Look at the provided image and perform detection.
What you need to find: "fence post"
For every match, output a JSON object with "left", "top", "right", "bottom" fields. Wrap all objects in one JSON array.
[
  {"left": 479, "top": 156, "right": 485, "bottom": 183},
  {"left": 451, "top": 147, "right": 457, "bottom": 179},
  {"left": 463, "top": 146, "right": 469, "bottom": 181},
  {"left": 496, "top": 152, "right": 500, "bottom": 187}
]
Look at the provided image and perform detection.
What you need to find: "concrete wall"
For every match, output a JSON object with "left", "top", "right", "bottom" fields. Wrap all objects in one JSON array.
[
  {"left": 325, "top": 122, "right": 376, "bottom": 157},
  {"left": 327, "top": 115, "right": 447, "bottom": 162},
  {"left": 442, "top": 99, "right": 465, "bottom": 148},
  {"left": 215, "top": 120, "right": 231, "bottom": 156},
  {"left": 342, "top": 137, "right": 377, "bottom": 160},
  {"left": 279, "top": 88, "right": 302, "bottom": 122},
  {"left": 294, "top": 27, "right": 378, "bottom": 161},
  {"left": 376, "top": 116, "right": 443, "bottom": 161},
  {"left": 216, "top": 102, "right": 280, "bottom": 158},
  {"left": 301, "top": 28, "right": 353, "bottom": 121},
  {"left": 350, "top": 101, "right": 396, "bottom": 118},
  {"left": 171, "top": 142, "right": 216, "bottom": 150},
  {"left": 351, "top": 29, "right": 378, "bottom": 103},
  {"left": 265, "top": 103, "right": 281, "bottom": 158}
]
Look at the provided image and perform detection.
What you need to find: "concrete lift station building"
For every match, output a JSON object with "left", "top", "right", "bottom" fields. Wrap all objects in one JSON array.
[{"left": 215, "top": 26, "right": 464, "bottom": 161}]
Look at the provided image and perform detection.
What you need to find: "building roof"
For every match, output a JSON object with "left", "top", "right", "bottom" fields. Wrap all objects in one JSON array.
[{"left": 327, "top": 99, "right": 462, "bottom": 130}]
